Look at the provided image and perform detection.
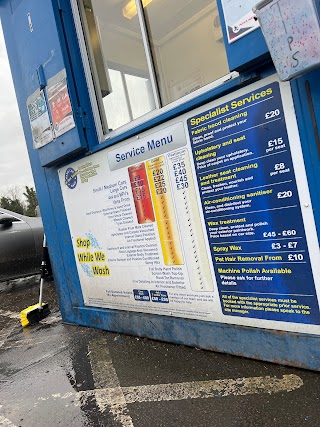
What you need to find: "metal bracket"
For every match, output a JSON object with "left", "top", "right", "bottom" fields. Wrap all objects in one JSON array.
[
  {"left": 239, "top": 72, "right": 260, "bottom": 84},
  {"left": 75, "top": 106, "right": 88, "bottom": 129}
]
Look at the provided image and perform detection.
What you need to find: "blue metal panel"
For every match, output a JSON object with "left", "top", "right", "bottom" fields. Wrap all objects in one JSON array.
[
  {"left": 290, "top": 70, "right": 320, "bottom": 242},
  {"left": 53, "top": 0, "right": 99, "bottom": 152},
  {"left": 0, "top": 0, "right": 77, "bottom": 319},
  {"left": 216, "top": 0, "right": 270, "bottom": 72},
  {"left": 6, "top": 0, "right": 90, "bottom": 166},
  {"left": 71, "top": 307, "right": 320, "bottom": 371},
  {"left": 8, "top": 0, "right": 23, "bottom": 13}
]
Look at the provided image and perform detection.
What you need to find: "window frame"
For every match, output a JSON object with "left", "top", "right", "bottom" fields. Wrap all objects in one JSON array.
[{"left": 71, "top": 0, "right": 238, "bottom": 144}]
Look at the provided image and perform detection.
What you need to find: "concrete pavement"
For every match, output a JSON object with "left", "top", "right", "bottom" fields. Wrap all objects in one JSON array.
[{"left": 0, "top": 281, "right": 320, "bottom": 426}]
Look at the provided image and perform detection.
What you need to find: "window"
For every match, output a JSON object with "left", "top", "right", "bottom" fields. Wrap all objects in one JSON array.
[
  {"left": 102, "top": 68, "right": 155, "bottom": 131},
  {"left": 77, "top": 0, "right": 229, "bottom": 135},
  {"left": 143, "top": 0, "right": 228, "bottom": 105},
  {"left": 0, "top": 212, "right": 21, "bottom": 222}
]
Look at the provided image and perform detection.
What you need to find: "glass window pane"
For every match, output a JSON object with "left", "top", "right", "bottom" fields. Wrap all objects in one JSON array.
[
  {"left": 102, "top": 69, "right": 130, "bottom": 131},
  {"left": 84, "top": 0, "right": 156, "bottom": 131},
  {"left": 125, "top": 74, "right": 155, "bottom": 120},
  {"left": 143, "top": 0, "right": 229, "bottom": 105}
]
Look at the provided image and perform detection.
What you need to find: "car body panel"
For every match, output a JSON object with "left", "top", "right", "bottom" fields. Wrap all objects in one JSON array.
[{"left": 0, "top": 209, "right": 43, "bottom": 281}]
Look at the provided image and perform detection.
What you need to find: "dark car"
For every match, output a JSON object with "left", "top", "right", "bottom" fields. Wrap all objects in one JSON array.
[{"left": 0, "top": 208, "right": 44, "bottom": 281}]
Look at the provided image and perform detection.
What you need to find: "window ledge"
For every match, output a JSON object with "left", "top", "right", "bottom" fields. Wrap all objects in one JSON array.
[{"left": 90, "top": 72, "right": 241, "bottom": 155}]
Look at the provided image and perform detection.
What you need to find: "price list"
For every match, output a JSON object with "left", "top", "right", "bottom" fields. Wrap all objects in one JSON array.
[
  {"left": 167, "top": 149, "right": 214, "bottom": 292},
  {"left": 187, "top": 81, "right": 320, "bottom": 324}
]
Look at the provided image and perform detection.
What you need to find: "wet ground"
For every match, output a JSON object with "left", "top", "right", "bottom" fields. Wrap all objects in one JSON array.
[{"left": 1, "top": 281, "right": 320, "bottom": 427}]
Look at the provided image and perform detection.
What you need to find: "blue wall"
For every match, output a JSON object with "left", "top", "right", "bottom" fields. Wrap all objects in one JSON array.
[{"left": 1, "top": 0, "right": 320, "bottom": 370}]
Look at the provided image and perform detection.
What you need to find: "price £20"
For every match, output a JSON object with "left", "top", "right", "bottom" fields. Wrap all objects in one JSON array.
[{"left": 277, "top": 190, "right": 292, "bottom": 199}]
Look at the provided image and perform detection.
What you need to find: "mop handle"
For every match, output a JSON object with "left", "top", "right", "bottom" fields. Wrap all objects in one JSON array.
[{"left": 38, "top": 234, "right": 47, "bottom": 309}]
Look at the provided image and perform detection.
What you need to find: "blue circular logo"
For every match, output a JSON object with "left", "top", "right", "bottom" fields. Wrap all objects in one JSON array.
[{"left": 65, "top": 167, "right": 78, "bottom": 189}]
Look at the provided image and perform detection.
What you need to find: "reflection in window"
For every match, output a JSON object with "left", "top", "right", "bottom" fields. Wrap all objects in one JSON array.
[
  {"left": 102, "top": 69, "right": 155, "bottom": 130},
  {"left": 125, "top": 74, "right": 154, "bottom": 120},
  {"left": 102, "top": 69, "right": 130, "bottom": 131},
  {"left": 143, "top": 0, "right": 229, "bottom": 105}
]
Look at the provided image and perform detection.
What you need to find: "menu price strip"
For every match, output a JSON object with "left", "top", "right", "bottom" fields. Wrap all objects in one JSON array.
[
  {"left": 188, "top": 81, "right": 320, "bottom": 324},
  {"left": 128, "top": 163, "right": 155, "bottom": 224},
  {"left": 146, "top": 157, "right": 184, "bottom": 266},
  {"left": 167, "top": 149, "right": 214, "bottom": 292}
]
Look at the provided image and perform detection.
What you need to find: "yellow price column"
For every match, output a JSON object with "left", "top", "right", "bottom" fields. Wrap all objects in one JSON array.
[{"left": 146, "top": 156, "right": 184, "bottom": 265}]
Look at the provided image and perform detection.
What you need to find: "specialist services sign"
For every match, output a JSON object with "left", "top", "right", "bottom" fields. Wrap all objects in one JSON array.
[{"left": 188, "top": 81, "right": 320, "bottom": 325}]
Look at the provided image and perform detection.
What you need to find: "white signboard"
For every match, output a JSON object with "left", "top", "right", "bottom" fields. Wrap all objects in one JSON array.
[
  {"left": 60, "top": 76, "right": 320, "bottom": 335},
  {"left": 60, "top": 122, "right": 216, "bottom": 322},
  {"left": 47, "top": 69, "right": 75, "bottom": 138},
  {"left": 221, "top": 0, "right": 260, "bottom": 43}
]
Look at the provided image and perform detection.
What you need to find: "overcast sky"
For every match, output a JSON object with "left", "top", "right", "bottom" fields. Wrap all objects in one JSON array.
[{"left": 0, "top": 24, "right": 34, "bottom": 195}]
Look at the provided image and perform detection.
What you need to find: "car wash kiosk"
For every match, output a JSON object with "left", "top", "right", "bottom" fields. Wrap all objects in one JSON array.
[{"left": 2, "top": 0, "right": 320, "bottom": 369}]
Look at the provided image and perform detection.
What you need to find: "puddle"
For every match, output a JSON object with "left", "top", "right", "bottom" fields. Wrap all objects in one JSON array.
[{"left": 0, "top": 275, "right": 40, "bottom": 293}]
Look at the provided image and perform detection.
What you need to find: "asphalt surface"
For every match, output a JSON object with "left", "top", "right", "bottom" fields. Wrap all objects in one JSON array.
[{"left": 0, "top": 280, "right": 320, "bottom": 427}]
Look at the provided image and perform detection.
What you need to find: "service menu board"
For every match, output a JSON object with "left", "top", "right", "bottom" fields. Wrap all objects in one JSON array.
[
  {"left": 60, "top": 123, "right": 216, "bottom": 322},
  {"left": 187, "top": 82, "right": 320, "bottom": 324},
  {"left": 60, "top": 76, "right": 320, "bottom": 333}
]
